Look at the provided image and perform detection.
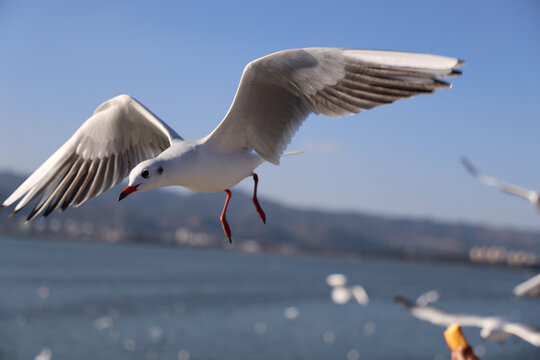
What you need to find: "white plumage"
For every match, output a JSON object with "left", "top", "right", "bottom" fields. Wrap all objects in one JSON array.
[
  {"left": 1, "top": 48, "right": 464, "bottom": 241},
  {"left": 395, "top": 296, "right": 540, "bottom": 346}
]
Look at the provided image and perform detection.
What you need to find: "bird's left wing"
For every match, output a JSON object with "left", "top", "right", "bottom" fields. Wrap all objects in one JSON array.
[
  {"left": 207, "top": 48, "right": 464, "bottom": 164},
  {"left": 503, "top": 322, "right": 540, "bottom": 347}
]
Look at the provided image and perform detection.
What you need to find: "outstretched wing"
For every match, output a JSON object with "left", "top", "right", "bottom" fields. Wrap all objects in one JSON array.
[
  {"left": 1, "top": 95, "right": 181, "bottom": 220},
  {"left": 461, "top": 157, "right": 537, "bottom": 201},
  {"left": 207, "top": 48, "right": 464, "bottom": 164},
  {"left": 395, "top": 296, "right": 485, "bottom": 328},
  {"left": 503, "top": 322, "right": 540, "bottom": 347}
]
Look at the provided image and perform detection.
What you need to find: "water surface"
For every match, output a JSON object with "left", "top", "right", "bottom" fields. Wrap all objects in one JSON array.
[{"left": 0, "top": 236, "right": 538, "bottom": 359}]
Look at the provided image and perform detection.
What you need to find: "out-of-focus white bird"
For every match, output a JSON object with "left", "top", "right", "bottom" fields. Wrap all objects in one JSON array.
[
  {"left": 326, "top": 273, "right": 369, "bottom": 306},
  {"left": 513, "top": 273, "right": 540, "bottom": 299},
  {"left": 395, "top": 295, "right": 540, "bottom": 346},
  {"left": 461, "top": 157, "right": 540, "bottom": 210},
  {"left": 1, "top": 48, "right": 464, "bottom": 242}
]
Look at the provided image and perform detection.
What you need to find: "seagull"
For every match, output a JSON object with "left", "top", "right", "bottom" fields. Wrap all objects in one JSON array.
[
  {"left": 513, "top": 273, "right": 540, "bottom": 298},
  {"left": 1, "top": 48, "right": 464, "bottom": 242},
  {"left": 395, "top": 295, "right": 540, "bottom": 346},
  {"left": 326, "top": 273, "right": 369, "bottom": 306},
  {"left": 461, "top": 157, "right": 540, "bottom": 210}
]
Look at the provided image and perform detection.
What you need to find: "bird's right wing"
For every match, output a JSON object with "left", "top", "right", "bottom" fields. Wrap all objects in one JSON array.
[
  {"left": 1, "top": 95, "right": 182, "bottom": 220},
  {"left": 461, "top": 157, "right": 537, "bottom": 200}
]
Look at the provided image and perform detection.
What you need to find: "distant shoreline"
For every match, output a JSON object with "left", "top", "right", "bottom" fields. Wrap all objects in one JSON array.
[{"left": 2, "top": 233, "right": 537, "bottom": 272}]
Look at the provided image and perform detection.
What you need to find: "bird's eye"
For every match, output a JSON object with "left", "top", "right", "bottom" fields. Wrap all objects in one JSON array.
[
  {"left": 157, "top": 166, "right": 163, "bottom": 174},
  {"left": 141, "top": 169, "right": 150, "bottom": 178}
]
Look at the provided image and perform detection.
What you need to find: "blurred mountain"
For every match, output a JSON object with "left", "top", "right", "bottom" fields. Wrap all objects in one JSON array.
[{"left": 1, "top": 170, "right": 539, "bottom": 264}]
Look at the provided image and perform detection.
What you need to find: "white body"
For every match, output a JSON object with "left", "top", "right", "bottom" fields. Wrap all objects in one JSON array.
[{"left": 154, "top": 139, "right": 264, "bottom": 192}]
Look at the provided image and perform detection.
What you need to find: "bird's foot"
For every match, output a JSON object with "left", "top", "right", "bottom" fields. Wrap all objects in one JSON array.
[
  {"left": 221, "top": 189, "right": 232, "bottom": 243},
  {"left": 252, "top": 173, "right": 266, "bottom": 224},
  {"left": 221, "top": 215, "right": 232, "bottom": 243},
  {"left": 253, "top": 197, "right": 266, "bottom": 224}
]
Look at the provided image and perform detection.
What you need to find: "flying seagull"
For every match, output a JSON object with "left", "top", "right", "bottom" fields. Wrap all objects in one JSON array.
[
  {"left": 461, "top": 157, "right": 540, "bottom": 210},
  {"left": 395, "top": 295, "right": 540, "bottom": 346},
  {"left": 1, "top": 48, "right": 464, "bottom": 242}
]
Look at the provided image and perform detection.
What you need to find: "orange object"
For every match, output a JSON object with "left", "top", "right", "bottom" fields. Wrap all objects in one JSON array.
[{"left": 444, "top": 323, "right": 468, "bottom": 351}]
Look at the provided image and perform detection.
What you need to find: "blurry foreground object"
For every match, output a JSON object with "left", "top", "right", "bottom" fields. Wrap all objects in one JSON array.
[
  {"left": 445, "top": 323, "right": 480, "bottom": 360},
  {"left": 395, "top": 295, "right": 540, "bottom": 346},
  {"left": 513, "top": 273, "right": 540, "bottom": 298},
  {"left": 451, "top": 346, "right": 480, "bottom": 360},
  {"left": 1, "top": 48, "right": 464, "bottom": 243},
  {"left": 444, "top": 323, "right": 468, "bottom": 351},
  {"left": 461, "top": 157, "right": 540, "bottom": 210}
]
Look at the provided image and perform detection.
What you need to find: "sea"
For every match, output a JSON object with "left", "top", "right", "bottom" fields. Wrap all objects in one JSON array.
[{"left": 0, "top": 236, "right": 538, "bottom": 360}]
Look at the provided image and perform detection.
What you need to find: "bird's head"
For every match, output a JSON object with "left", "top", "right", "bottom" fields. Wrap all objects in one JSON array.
[{"left": 119, "top": 159, "right": 166, "bottom": 201}]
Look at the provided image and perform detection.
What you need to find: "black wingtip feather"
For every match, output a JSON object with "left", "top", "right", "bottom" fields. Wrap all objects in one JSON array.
[
  {"left": 394, "top": 295, "right": 414, "bottom": 308},
  {"left": 26, "top": 211, "right": 37, "bottom": 222},
  {"left": 43, "top": 206, "right": 56, "bottom": 217}
]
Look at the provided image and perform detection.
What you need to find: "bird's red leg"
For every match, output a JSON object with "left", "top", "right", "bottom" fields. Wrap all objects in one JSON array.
[
  {"left": 220, "top": 189, "right": 232, "bottom": 243},
  {"left": 252, "top": 173, "right": 266, "bottom": 224}
]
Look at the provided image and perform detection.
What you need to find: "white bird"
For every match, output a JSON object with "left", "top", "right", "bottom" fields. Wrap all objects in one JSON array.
[
  {"left": 326, "top": 273, "right": 369, "bottom": 306},
  {"left": 461, "top": 157, "right": 540, "bottom": 210},
  {"left": 395, "top": 295, "right": 540, "bottom": 346},
  {"left": 1, "top": 48, "right": 464, "bottom": 242},
  {"left": 513, "top": 273, "right": 540, "bottom": 298}
]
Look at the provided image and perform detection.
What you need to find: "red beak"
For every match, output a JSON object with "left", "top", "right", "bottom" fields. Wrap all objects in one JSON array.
[{"left": 119, "top": 184, "right": 140, "bottom": 201}]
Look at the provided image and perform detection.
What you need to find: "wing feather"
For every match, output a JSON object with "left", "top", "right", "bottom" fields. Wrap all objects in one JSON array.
[
  {"left": 207, "top": 48, "right": 464, "bottom": 164},
  {"left": 3, "top": 94, "right": 180, "bottom": 219}
]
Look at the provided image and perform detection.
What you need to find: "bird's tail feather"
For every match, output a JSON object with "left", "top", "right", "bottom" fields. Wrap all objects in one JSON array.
[{"left": 282, "top": 150, "right": 304, "bottom": 157}]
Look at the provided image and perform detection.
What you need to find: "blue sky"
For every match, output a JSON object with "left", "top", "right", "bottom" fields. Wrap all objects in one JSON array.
[{"left": 1, "top": 1, "right": 540, "bottom": 230}]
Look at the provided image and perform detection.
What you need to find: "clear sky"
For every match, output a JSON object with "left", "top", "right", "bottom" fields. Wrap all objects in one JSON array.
[{"left": 1, "top": 1, "right": 539, "bottom": 231}]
